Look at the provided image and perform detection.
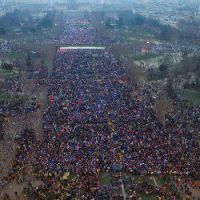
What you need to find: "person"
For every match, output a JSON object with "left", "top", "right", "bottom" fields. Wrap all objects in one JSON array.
[{"left": 1, "top": 16, "right": 199, "bottom": 199}]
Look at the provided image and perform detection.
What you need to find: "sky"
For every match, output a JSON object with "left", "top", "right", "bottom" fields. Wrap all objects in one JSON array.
[{"left": 1, "top": 0, "right": 200, "bottom": 5}]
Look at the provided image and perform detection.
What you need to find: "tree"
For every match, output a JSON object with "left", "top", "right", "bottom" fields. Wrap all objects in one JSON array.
[
  {"left": 1, "top": 63, "right": 14, "bottom": 71},
  {"left": 41, "top": 58, "right": 45, "bottom": 67},
  {"left": 0, "top": 27, "right": 6, "bottom": 35},
  {"left": 133, "top": 14, "right": 145, "bottom": 26},
  {"left": 117, "top": 12, "right": 145, "bottom": 27},
  {"left": 26, "top": 54, "right": 33, "bottom": 71},
  {"left": 38, "top": 11, "right": 55, "bottom": 29},
  {"left": 117, "top": 16, "right": 124, "bottom": 28},
  {"left": 159, "top": 25, "right": 179, "bottom": 41},
  {"left": 26, "top": 54, "right": 31, "bottom": 65},
  {"left": 105, "top": 18, "right": 112, "bottom": 28},
  {"left": 163, "top": 54, "right": 173, "bottom": 66},
  {"left": 159, "top": 64, "right": 169, "bottom": 72},
  {"left": 154, "top": 97, "right": 173, "bottom": 126},
  {"left": 166, "top": 74, "right": 175, "bottom": 98}
]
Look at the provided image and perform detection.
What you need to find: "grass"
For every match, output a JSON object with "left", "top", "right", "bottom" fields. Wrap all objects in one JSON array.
[
  {"left": 134, "top": 53, "right": 159, "bottom": 61},
  {"left": 123, "top": 174, "right": 162, "bottom": 199},
  {"left": 140, "top": 195, "right": 157, "bottom": 200},
  {"left": 178, "top": 89, "right": 200, "bottom": 105},
  {"left": 0, "top": 94, "right": 10, "bottom": 102},
  {"left": 116, "top": 25, "right": 156, "bottom": 40},
  {"left": 153, "top": 176, "right": 166, "bottom": 187},
  {"left": 99, "top": 173, "right": 111, "bottom": 185},
  {"left": 67, "top": 173, "right": 76, "bottom": 181}
]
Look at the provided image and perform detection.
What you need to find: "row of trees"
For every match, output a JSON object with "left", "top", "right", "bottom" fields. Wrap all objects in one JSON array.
[
  {"left": 97, "top": 9, "right": 198, "bottom": 42},
  {"left": 1, "top": 63, "right": 14, "bottom": 71},
  {"left": 38, "top": 11, "right": 55, "bottom": 29},
  {"left": 0, "top": 10, "right": 56, "bottom": 35},
  {"left": 174, "top": 54, "right": 200, "bottom": 76},
  {"left": 102, "top": 10, "right": 181, "bottom": 42}
]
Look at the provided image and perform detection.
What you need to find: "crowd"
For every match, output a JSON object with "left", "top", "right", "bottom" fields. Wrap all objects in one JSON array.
[
  {"left": 59, "top": 18, "right": 116, "bottom": 46},
  {"left": 33, "top": 17, "right": 200, "bottom": 197},
  {"left": 0, "top": 16, "right": 199, "bottom": 199},
  {"left": 0, "top": 77, "right": 39, "bottom": 119}
]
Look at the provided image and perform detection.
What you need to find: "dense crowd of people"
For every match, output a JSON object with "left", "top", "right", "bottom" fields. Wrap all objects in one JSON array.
[
  {"left": 59, "top": 18, "right": 116, "bottom": 45},
  {"left": 41, "top": 18, "right": 200, "bottom": 174},
  {"left": 0, "top": 77, "right": 39, "bottom": 122},
  {"left": 0, "top": 16, "right": 199, "bottom": 199},
  {"left": 29, "top": 17, "right": 200, "bottom": 198}
]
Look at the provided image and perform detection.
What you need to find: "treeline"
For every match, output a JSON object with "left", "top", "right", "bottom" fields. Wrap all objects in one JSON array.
[
  {"left": 96, "top": 10, "right": 181, "bottom": 42},
  {"left": 173, "top": 54, "right": 200, "bottom": 76},
  {"left": 0, "top": 10, "right": 22, "bottom": 34},
  {"left": 1, "top": 63, "right": 14, "bottom": 71},
  {"left": 147, "top": 55, "right": 200, "bottom": 91},
  {"left": 38, "top": 11, "right": 55, "bottom": 29},
  {"left": 0, "top": 10, "right": 55, "bottom": 35}
]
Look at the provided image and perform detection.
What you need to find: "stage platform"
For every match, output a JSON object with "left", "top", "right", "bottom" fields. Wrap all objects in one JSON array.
[{"left": 59, "top": 46, "right": 106, "bottom": 51}]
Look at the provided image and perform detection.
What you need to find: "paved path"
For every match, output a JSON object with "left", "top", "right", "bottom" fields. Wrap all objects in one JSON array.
[
  {"left": 152, "top": 176, "right": 159, "bottom": 187},
  {"left": 121, "top": 181, "right": 127, "bottom": 200}
]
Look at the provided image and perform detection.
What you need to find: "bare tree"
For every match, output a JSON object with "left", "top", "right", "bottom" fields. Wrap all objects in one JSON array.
[{"left": 154, "top": 96, "right": 173, "bottom": 126}]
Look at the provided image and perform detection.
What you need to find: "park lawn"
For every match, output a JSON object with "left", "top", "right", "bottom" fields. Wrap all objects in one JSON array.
[
  {"left": 153, "top": 176, "right": 167, "bottom": 187},
  {"left": 67, "top": 173, "right": 76, "bottom": 181},
  {"left": 116, "top": 25, "right": 156, "bottom": 41},
  {"left": 124, "top": 174, "right": 160, "bottom": 199},
  {"left": 129, "top": 174, "right": 147, "bottom": 183},
  {"left": 124, "top": 174, "right": 159, "bottom": 187},
  {"left": 99, "top": 173, "right": 111, "bottom": 185},
  {"left": 178, "top": 89, "right": 200, "bottom": 105},
  {"left": 0, "top": 94, "right": 11, "bottom": 102},
  {"left": 140, "top": 195, "right": 157, "bottom": 200},
  {"left": 133, "top": 53, "right": 159, "bottom": 61}
]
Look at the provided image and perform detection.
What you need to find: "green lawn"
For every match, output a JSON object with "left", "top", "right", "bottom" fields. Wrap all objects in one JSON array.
[
  {"left": 153, "top": 176, "right": 167, "bottom": 187},
  {"left": 140, "top": 195, "right": 157, "bottom": 200},
  {"left": 0, "top": 94, "right": 11, "bottom": 102},
  {"left": 99, "top": 173, "right": 111, "bottom": 185},
  {"left": 134, "top": 53, "right": 159, "bottom": 61},
  {"left": 178, "top": 89, "right": 200, "bottom": 105}
]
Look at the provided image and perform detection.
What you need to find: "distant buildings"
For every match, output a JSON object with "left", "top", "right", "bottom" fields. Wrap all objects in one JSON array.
[{"left": 133, "top": 0, "right": 200, "bottom": 30}]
